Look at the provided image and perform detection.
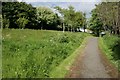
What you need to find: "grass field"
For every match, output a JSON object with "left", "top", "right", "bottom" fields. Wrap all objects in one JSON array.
[
  {"left": 2, "top": 29, "right": 89, "bottom": 78},
  {"left": 99, "top": 35, "right": 120, "bottom": 71}
]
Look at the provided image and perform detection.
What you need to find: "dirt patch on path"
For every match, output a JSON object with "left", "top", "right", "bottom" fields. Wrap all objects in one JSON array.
[{"left": 66, "top": 37, "right": 118, "bottom": 78}]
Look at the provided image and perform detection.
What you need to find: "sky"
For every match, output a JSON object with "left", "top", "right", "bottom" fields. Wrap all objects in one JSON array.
[
  {"left": 18, "top": 0, "right": 102, "bottom": 18},
  {"left": 19, "top": 0, "right": 101, "bottom": 2}
]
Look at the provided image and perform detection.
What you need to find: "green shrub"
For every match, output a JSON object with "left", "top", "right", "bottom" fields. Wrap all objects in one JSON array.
[{"left": 16, "top": 17, "right": 29, "bottom": 29}]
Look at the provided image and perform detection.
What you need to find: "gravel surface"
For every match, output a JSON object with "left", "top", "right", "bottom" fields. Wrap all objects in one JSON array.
[
  {"left": 80, "top": 37, "right": 110, "bottom": 78},
  {"left": 66, "top": 37, "right": 115, "bottom": 78}
]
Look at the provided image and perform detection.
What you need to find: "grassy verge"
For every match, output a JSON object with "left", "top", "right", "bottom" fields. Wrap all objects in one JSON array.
[
  {"left": 0, "top": 44, "right": 1, "bottom": 79},
  {"left": 99, "top": 35, "right": 120, "bottom": 72},
  {"left": 2, "top": 29, "right": 90, "bottom": 78},
  {"left": 49, "top": 37, "right": 90, "bottom": 78}
]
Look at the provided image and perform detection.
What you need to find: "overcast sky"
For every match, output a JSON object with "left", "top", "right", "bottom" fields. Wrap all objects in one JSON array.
[
  {"left": 19, "top": 0, "right": 101, "bottom": 2},
  {"left": 30, "top": 2, "right": 101, "bottom": 18},
  {"left": 18, "top": 0, "right": 102, "bottom": 18}
]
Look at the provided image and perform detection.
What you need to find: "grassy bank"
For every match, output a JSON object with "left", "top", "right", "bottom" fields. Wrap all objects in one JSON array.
[
  {"left": 2, "top": 29, "right": 89, "bottom": 78},
  {"left": 50, "top": 36, "right": 90, "bottom": 78},
  {"left": 99, "top": 35, "right": 120, "bottom": 71}
]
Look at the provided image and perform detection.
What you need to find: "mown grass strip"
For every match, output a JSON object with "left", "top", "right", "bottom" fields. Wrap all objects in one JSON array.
[{"left": 49, "top": 37, "right": 90, "bottom": 78}]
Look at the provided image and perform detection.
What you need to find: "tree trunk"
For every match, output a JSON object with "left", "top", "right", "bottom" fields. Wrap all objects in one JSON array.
[
  {"left": 84, "top": 26, "right": 85, "bottom": 32},
  {"left": 118, "top": 1, "right": 120, "bottom": 35},
  {"left": 41, "top": 22, "right": 43, "bottom": 30},
  {"left": 73, "top": 28, "right": 75, "bottom": 32},
  {"left": 68, "top": 27, "right": 69, "bottom": 31},
  {"left": 71, "top": 26, "right": 72, "bottom": 32},
  {"left": 63, "top": 23, "right": 65, "bottom": 33}
]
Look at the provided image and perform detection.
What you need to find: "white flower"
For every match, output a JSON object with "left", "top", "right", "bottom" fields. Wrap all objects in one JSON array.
[{"left": 15, "top": 72, "right": 17, "bottom": 74}]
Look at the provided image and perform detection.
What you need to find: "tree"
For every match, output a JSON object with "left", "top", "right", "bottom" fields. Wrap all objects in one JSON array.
[
  {"left": 83, "top": 13, "right": 87, "bottom": 32},
  {"left": 89, "top": 10, "right": 103, "bottom": 36},
  {"left": 102, "top": 2, "right": 118, "bottom": 35},
  {"left": 16, "top": 17, "right": 29, "bottom": 29},
  {"left": 73, "top": 11, "right": 84, "bottom": 31},
  {"left": 0, "top": 0, "right": 18, "bottom": 2},
  {"left": 36, "top": 7, "right": 61, "bottom": 30},
  {"left": 2, "top": 2, "right": 37, "bottom": 29},
  {"left": 54, "top": 5, "right": 85, "bottom": 32},
  {"left": 89, "top": 2, "right": 120, "bottom": 35}
]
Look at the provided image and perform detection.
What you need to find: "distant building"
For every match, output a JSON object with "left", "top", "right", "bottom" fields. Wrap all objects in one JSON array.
[
  {"left": 77, "top": 28, "right": 92, "bottom": 33},
  {"left": 79, "top": 28, "right": 89, "bottom": 33},
  {"left": 87, "top": 29, "right": 93, "bottom": 33}
]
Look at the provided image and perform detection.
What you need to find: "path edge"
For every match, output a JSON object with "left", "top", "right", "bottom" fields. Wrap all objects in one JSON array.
[
  {"left": 98, "top": 37, "right": 119, "bottom": 78},
  {"left": 49, "top": 36, "right": 91, "bottom": 78}
]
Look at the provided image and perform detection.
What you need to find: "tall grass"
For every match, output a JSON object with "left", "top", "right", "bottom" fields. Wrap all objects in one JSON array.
[
  {"left": 99, "top": 34, "right": 120, "bottom": 71},
  {"left": 2, "top": 29, "right": 89, "bottom": 78}
]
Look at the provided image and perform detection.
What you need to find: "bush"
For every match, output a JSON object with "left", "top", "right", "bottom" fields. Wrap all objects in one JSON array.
[{"left": 16, "top": 17, "right": 29, "bottom": 29}]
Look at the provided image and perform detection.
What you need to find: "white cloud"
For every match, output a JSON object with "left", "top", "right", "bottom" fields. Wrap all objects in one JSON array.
[
  {"left": 17, "top": 0, "right": 23, "bottom": 2},
  {"left": 22, "top": 0, "right": 101, "bottom": 2},
  {"left": 24, "top": 0, "right": 119, "bottom": 2},
  {"left": 29, "top": 2, "right": 99, "bottom": 18}
]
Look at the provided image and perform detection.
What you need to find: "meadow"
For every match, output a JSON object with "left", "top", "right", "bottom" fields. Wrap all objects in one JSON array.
[{"left": 2, "top": 29, "right": 89, "bottom": 78}]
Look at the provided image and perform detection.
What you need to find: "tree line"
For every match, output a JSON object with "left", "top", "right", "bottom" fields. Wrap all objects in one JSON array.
[
  {"left": 89, "top": 1, "right": 120, "bottom": 36},
  {"left": 2, "top": 2, "right": 86, "bottom": 32}
]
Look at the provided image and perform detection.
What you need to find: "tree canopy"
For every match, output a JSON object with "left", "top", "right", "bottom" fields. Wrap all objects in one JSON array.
[
  {"left": 54, "top": 6, "right": 86, "bottom": 32},
  {"left": 36, "top": 6, "right": 61, "bottom": 30},
  {"left": 2, "top": 2, "right": 37, "bottom": 29},
  {"left": 2, "top": 2, "right": 87, "bottom": 32},
  {"left": 89, "top": 2, "right": 120, "bottom": 36}
]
